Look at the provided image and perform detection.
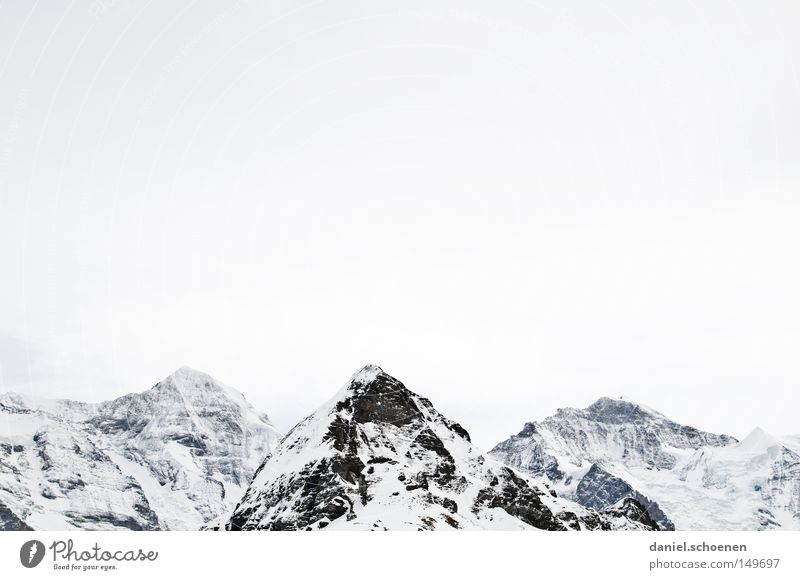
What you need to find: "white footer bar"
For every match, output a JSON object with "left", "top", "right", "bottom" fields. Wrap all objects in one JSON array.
[{"left": 2, "top": 531, "right": 798, "bottom": 579}]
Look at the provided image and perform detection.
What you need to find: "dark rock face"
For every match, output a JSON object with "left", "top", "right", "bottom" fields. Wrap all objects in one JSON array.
[
  {"left": 575, "top": 464, "right": 674, "bottom": 530},
  {"left": 344, "top": 371, "right": 424, "bottom": 426},
  {"left": 228, "top": 457, "right": 358, "bottom": 531},
  {"left": 223, "top": 365, "right": 657, "bottom": 531},
  {"left": 602, "top": 497, "right": 661, "bottom": 530},
  {"left": 472, "top": 467, "right": 567, "bottom": 531},
  {"left": 0, "top": 501, "right": 33, "bottom": 531}
]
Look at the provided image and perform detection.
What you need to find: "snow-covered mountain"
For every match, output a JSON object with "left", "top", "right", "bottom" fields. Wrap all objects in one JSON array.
[
  {"left": 219, "top": 365, "right": 657, "bottom": 531},
  {"left": 0, "top": 367, "right": 280, "bottom": 530},
  {"left": 6, "top": 364, "right": 789, "bottom": 531},
  {"left": 490, "top": 397, "right": 800, "bottom": 530}
]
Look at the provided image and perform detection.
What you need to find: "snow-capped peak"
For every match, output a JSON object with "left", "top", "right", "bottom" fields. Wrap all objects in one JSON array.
[
  {"left": 585, "top": 396, "right": 666, "bottom": 423},
  {"left": 1, "top": 368, "right": 280, "bottom": 531},
  {"left": 737, "top": 426, "right": 780, "bottom": 455},
  {"left": 157, "top": 365, "right": 229, "bottom": 395},
  {"left": 312, "top": 363, "right": 418, "bottom": 428},
  {"left": 490, "top": 398, "right": 800, "bottom": 531},
  {"left": 324, "top": 363, "right": 386, "bottom": 404},
  {"left": 350, "top": 363, "right": 385, "bottom": 383},
  {"left": 221, "top": 366, "right": 656, "bottom": 531},
  {"left": 166, "top": 365, "right": 215, "bottom": 382}
]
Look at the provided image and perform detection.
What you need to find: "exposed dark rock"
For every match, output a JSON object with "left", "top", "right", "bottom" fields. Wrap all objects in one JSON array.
[
  {"left": 472, "top": 467, "right": 566, "bottom": 531},
  {"left": 0, "top": 501, "right": 33, "bottom": 531},
  {"left": 575, "top": 464, "right": 674, "bottom": 530},
  {"left": 606, "top": 498, "right": 660, "bottom": 529}
]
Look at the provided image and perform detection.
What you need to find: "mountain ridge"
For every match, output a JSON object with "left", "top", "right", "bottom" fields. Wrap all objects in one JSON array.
[{"left": 490, "top": 396, "right": 800, "bottom": 530}]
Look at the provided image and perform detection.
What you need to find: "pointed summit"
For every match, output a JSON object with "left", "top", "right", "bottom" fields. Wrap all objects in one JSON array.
[
  {"left": 159, "top": 365, "right": 218, "bottom": 391},
  {"left": 174, "top": 364, "right": 205, "bottom": 375},
  {"left": 738, "top": 427, "right": 779, "bottom": 454},
  {"left": 328, "top": 363, "right": 390, "bottom": 402},
  {"left": 323, "top": 364, "right": 436, "bottom": 430},
  {"left": 88, "top": 368, "right": 281, "bottom": 529},
  {"left": 349, "top": 363, "right": 385, "bottom": 383},
  {"left": 151, "top": 367, "right": 262, "bottom": 417},
  {"left": 586, "top": 396, "right": 663, "bottom": 423}
]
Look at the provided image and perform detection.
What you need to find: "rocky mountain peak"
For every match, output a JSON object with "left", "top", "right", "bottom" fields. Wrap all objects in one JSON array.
[
  {"left": 222, "top": 366, "right": 657, "bottom": 531},
  {"left": 328, "top": 363, "right": 431, "bottom": 429},
  {"left": 585, "top": 396, "right": 661, "bottom": 424},
  {"left": 348, "top": 363, "right": 385, "bottom": 384}
]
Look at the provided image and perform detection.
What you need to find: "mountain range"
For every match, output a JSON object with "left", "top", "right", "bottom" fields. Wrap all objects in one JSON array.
[
  {"left": 1, "top": 365, "right": 797, "bottom": 531},
  {"left": 490, "top": 397, "right": 800, "bottom": 530}
]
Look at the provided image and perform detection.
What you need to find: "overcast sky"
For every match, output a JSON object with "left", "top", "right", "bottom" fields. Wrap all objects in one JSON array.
[{"left": 1, "top": 0, "right": 798, "bottom": 449}]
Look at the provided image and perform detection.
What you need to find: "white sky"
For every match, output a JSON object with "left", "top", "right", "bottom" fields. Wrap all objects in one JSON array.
[{"left": 1, "top": 0, "right": 798, "bottom": 450}]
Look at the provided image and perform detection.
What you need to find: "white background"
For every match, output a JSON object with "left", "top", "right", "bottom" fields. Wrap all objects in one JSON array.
[
  {"left": 1, "top": 1, "right": 799, "bottom": 449},
  {"left": 1, "top": 531, "right": 798, "bottom": 579}
]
